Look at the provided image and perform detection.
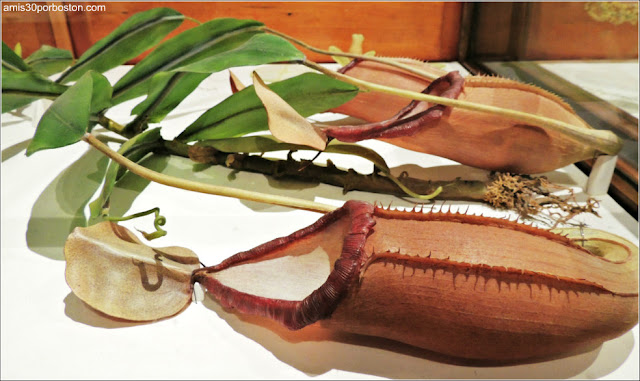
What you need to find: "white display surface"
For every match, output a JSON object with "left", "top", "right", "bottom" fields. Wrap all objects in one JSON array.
[{"left": 1, "top": 64, "right": 638, "bottom": 379}]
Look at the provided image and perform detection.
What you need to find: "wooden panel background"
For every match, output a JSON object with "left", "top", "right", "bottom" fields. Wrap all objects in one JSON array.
[
  {"left": 469, "top": 2, "right": 638, "bottom": 61},
  {"left": 524, "top": 2, "right": 638, "bottom": 60},
  {"left": 4, "top": 2, "right": 637, "bottom": 63},
  {"left": 2, "top": 1, "right": 463, "bottom": 63},
  {"left": 1, "top": 2, "right": 73, "bottom": 54}
]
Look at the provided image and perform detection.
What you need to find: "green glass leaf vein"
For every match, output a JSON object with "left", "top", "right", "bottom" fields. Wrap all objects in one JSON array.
[
  {"left": 57, "top": 7, "right": 184, "bottom": 83},
  {"left": 2, "top": 68, "right": 67, "bottom": 112},
  {"left": 25, "top": 45, "right": 74, "bottom": 76},
  {"left": 126, "top": 33, "right": 302, "bottom": 127},
  {"left": 129, "top": 71, "right": 210, "bottom": 127},
  {"left": 26, "top": 71, "right": 111, "bottom": 155},
  {"left": 175, "top": 33, "right": 304, "bottom": 73},
  {"left": 111, "top": 18, "right": 264, "bottom": 104}
]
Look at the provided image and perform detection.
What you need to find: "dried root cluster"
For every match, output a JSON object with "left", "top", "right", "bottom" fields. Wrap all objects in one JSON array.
[{"left": 484, "top": 172, "right": 599, "bottom": 226}]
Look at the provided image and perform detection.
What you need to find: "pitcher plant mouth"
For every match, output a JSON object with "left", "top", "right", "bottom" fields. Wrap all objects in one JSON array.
[{"left": 193, "top": 201, "right": 376, "bottom": 330}]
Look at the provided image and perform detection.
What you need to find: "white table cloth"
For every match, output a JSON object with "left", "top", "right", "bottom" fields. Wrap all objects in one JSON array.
[{"left": 2, "top": 63, "right": 638, "bottom": 379}]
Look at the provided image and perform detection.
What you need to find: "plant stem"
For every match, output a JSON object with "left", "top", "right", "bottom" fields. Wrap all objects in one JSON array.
[
  {"left": 165, "top": 140, "right": 597, "bottom": 226},
  {"left": 302, "top": 60, "right": 623, "bottom": 156},
  {"left": 172, "top": 140, "right": 488, "bottom": 201},
  {"left": 263, "top": 27, "right": 441, "bottom": 81},
  {"left": 91, "top": 114, "right": 128, "bottom": 135},
  {"left": 82, "top": 133, "right": 337, "bottom": 214}
]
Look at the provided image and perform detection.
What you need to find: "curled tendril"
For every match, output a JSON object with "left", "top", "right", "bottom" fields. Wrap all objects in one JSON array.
[{"left": 106, "top": 207, "right": 167, "bottom": 240}]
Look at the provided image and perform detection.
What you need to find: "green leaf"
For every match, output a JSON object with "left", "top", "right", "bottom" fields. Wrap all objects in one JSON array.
[
  {"left": 177, "top": 73, "right": 359, "bottom": 142},
  {"left": 129, "top": 71, "right": 209, "bottom": 126},
  {"left": 89, "top": 128, "right": 162, "bottom": 220},
  {"left": 57, "top": 8, "right": 184, "bottom": 83},
  {"left": 111, "top": 18, "right": 264, "bottom": 104},
  {"left": 2, "top": 41, "right": 30, "bottom": 72},
  {"left": 25, "top": 45, "right": 74, "bottom": 76},
  {"left": 175, "top": 33, "right": 304, "bottom": 73},
  {"left": 2, "top": 68, "right": 67, "bottom": 112},
  {"left": 87, "top": 71, "right": 113, "bottom": 113},
  {"left": 26, "top": 72, "right": 93, "bottom": 155},
  {"left": 125, "top": 33, "right": 303, "bottom": 128}
]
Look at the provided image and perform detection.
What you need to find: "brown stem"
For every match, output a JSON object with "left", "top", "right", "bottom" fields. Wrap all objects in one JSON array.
[
  {"left": 166, "top": 140, "right": 488, "bottom": 201},
  {"left": 165, "top": 140, "right": 599, "bottom": 225}
]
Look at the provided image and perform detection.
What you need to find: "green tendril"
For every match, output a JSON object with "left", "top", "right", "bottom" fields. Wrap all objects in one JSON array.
[{"left": 106, "top": 207, "right": 167, "bottom": 240}]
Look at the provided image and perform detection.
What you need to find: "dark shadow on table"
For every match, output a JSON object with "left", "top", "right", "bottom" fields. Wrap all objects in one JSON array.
[
  {"left": 63, "top": 292, "right": 149, "bottom": 329},
  {"left": 2, "top": 138, "right": 31, "bottom": 162},
  {"left": 26, "top": 150, "right": 168, "bottom": 260}
]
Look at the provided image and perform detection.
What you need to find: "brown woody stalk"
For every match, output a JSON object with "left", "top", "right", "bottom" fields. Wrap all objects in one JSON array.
[{"left": 165, "top": 141, "right": 599, "bottom": 225}]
